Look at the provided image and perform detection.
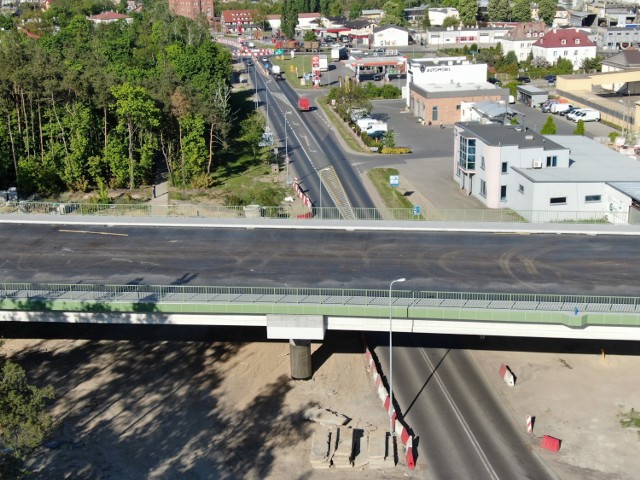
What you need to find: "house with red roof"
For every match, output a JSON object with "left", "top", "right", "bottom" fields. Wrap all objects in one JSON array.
[
  {"left": 221, "top": 10, "right": 257, "bottom": 35},
  {"left": 88, "top": 12, "right": 133, "bottom": 24},
  {"left": 531, "top": 28, "right": 596, "bottom": 70}
]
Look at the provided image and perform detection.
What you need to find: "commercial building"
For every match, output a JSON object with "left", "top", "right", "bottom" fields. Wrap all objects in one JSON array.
[
  {"left": 406, "top": 57, "right": 507, "bottom": 124},
  {"left": 531, "top": 29, "right": 597, "bottom": 70},
  {"left": 372, "top": 25, "right": 410, "bottom": 47},
  {"left": 422, "top": 26, "right": 510, "bottom": 48},
  {"left": 597, "top": 26, "right": 640, "bottom": 50},
  {"left": 453, "top": 123, "right": 640, "bottom": 223}
]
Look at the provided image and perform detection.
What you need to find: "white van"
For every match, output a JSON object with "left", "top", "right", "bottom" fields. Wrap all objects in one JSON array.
[
  {"left": 575, "top": 109, "right": 600, "bottom": 122},
  {"left": 551, "top": 103, "right": 572, "bottom": 114},
  {"left": 566, "top": 109, "right": 587, "bottom": 121}
]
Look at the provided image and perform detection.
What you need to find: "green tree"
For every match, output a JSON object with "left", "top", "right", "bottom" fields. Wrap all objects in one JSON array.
[
  {"left": 458, "top": 0, "right": 479, "bottom": 25},
  {"left": 303, "top": 30, "right": 317, "bottom": 41},
  {"left": 328, "top": 0, "right": 343, "bottom": 17},
  {"left": 0, "top": 355, "right": 54, "bottom": 475},
  {"left": 555, "top": 57, "right": 574, "bottom": 74},
  {"left": 349, "top": 0, "right": 364, "bottom": 19},
  {"left": 420, "top": 11, "right": 431, "bottom": 29},
  {"left": 540, "top": 115, "right": 557, "bottom": 134},
  {"left": 487, "top": 0, "right": 511, "bottom": 21},
  {"left": 574, "top": 119, "right": 585, "bottom": 136},
  {"left": 111, "top": 83, "right": 160, "bottom": 190},
  {"left": 581, "top": 56, "right": 602, "bottom": 72},
  {"left": 504, "top": 50, "right": 518, "bottom": 65},
  {"left": 240, "top": 112, "right": 267, "bottom": 161},
  {"left": 381, "top": 0, "right": 406, "bottom": 26},
  {"left": 538, "top": 0, "right": 556, "bottom": 25},
  {"left": 442, "top": 15, "right": 460, "bottom": 28},
  {"left": 511, "top": 0, "right": 532, "bottom": 22},
  {"left": 281, "top": 0, "right": 298, "bottom": 39}
]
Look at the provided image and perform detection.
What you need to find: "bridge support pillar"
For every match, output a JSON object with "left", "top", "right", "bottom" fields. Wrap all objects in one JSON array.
[{"left": 289, "top": 339, "right": 312, "bottom": 379}]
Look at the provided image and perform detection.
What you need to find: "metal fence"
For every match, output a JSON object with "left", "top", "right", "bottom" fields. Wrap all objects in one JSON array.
[
  {"left": 2, "top": 283, "right": 640, "bottom": 314},
  {"left": 0, "top": 201, "right": 628, "bottom": 224}
]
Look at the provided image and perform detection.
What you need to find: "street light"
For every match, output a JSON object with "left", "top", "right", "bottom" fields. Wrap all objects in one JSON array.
[
  {"left": 284, "top": 111, "right": 292, "bottom": 185},
  {"left": 389, "top": 277, "right": 406, "bottom": 438},
  {"left": 318, "top": 167, "right": 330, "bottom": 219}
]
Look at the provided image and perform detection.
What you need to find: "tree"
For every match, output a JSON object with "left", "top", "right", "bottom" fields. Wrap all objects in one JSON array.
[
  {"left": 504, "top": 50, "right": 518, "bottom": 65},
  {"left": 511, "top": 0, "right": 532, "bottom": 22},
  {"left": 349, "top": 0, "right": 363, "bottom": 20},
  {"left": 441, "top": 16, "right": 460, "bottom": 28},
  {"left": 555, "top": 57, "right": 574, "bottom": 74},
  {"left": 581, "top": 56, "right": 602, "bottom": 72},
  {"left": 574, "top": 119, "right": 585, "bottom": 136},
  {"left": 381, "top": 0, "right": 406, "bottom": 26},
  {"left": 420, "top": 11, "right": 431, "bottom": 30},
  {"left": 487, "top": 0, "right": 511, "bottom": 21},
  {"left": 240, "top": 112, "right": 267, "bottom": 161},
  {"left": 111, "top": 83, "right": 160, "bottom": 190},
  {"left": 538, "top": 0, "right": 556, "bottom": 25},
  {"left": 540, "top": 115, "right": 557, "bottom": 134},
  {"left": 0, "top": 354, "right": 54, "bottom": 475},
  {"left": 303, "top": 30, "right": 317, "bottom": 41},
  {"left": 280, "top": 0, "right": 298, "bottom": 39},
  {"left": 458, "top": 0, "right": 479, "bottom": 26}
]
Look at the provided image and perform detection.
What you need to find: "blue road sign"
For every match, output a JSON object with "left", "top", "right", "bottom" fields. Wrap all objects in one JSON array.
[
  {"left": 413, "top": 205, "right": 421, "bottom": 215},
  {"left": 389, "top": 175, "right": 400, "bottom": 187}
]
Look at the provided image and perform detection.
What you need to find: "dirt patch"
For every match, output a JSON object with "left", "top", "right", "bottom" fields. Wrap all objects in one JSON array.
[{"left": 2, "top": 331, "right": 412, "bottom": 479}]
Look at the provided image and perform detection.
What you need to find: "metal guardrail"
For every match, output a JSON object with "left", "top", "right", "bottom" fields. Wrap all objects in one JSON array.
[
  {"left": 2, "top": 283, "right": 639, "bottom": 314},
  {"left": 0, "top": 201, "right": 628, "bottom": 224}
]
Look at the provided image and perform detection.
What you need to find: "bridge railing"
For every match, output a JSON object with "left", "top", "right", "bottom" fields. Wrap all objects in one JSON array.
[
  {"left": 0, "top": 201, "right": 628, "bottom": 224},
  {"left": 2, "top": 283, "right": 639, "bottom": 314}
]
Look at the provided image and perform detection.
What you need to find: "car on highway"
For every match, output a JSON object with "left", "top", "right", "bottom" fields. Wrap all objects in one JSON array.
[
  {"left": 261, "top": 56, "right": 268, "bottom": 63},
  {"left": 516, "top": 76, "right": 531, "bottom": 83}
]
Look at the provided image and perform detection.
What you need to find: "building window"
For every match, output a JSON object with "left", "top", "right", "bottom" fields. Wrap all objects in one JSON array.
[
  {"left": 456, "top": 104, "right": 461, "bottom": 110},
  {"left": 550, "top": 196, "right": 567, "bottom": 205},
  {"left": 546, "top": 155, "right": 557, "bottom": 167},
  {"left": 575, "top": 39, "right": 580, "bottom": 44},
  {"left": 585, "top": 194, "right": 602, "bottom": 203},
  {"left": 459, "top": 137, "right": 476, "bottom": 170},
  {"left": 561, "top": 39, "right": 567, "bottom": 45},
  {"left": 501, "top": 161, "right": 508, "bottom": 174},
  {"left": 518, "top": 184, "right": 524, "bottom": 194},
  {"left": 432, "top": 106, "right": 439, "bottom": 121},
  {"left": 480, "top": 156, "right": 485, "bottom": 170},
  {"left": 500, "top": 185, "right": 507, "bottom": 201},
  {"left": 480, "top": 179, "right": 487, "bottom": 197}
]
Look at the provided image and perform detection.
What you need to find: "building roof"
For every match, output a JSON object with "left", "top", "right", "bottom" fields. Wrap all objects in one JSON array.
[
  {"left": 602, "top": 49, "right": 640, "bottom": 69},
  {"left": 532, "top": 28, "right": 595, "bottom": 48},
  {"left": 413, "top": 83, "right": 505, "bottom": 99},
  {"left": 88, "top": 11, "right": 131, "bottom": 21},
  {"left": 409, "top": 56, "right": 470, "bottom": 68},
  {"left": 472, "top": 101, "right": 515, "bottom": 119},
  {"left": 502, "top": 21, "right": 547, "bottom": 42},
  {"left": 517, "top": 136, "right": 640, "bottom": 182},
  {"left": 373, "top": 25, "right": 409, "bottom": 34},
  {"left": 456, "top": 123, "right": 566, "bottom": 151},
  {"left": 221, "top": 10, "right": 255, "bottom": 24},
  {"left": 609, "top": 182, "right": 640, "bottom": 202}
]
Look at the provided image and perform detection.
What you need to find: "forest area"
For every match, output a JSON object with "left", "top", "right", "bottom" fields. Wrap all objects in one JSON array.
[{"left": 0, "top": 0, "right": 235, "bottom": 197}]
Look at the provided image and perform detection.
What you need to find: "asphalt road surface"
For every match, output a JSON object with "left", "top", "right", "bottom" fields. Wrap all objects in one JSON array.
[{"left": 2, "top": 224, "right": 639, "bottom": 296}]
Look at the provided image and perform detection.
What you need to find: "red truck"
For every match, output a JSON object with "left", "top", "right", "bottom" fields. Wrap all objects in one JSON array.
[{"left": 298, "top": 97, "right": 310, "bottom": 112}]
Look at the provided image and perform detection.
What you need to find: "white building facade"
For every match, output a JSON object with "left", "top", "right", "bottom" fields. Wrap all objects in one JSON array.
[
  {"left": 531, "top": 29, "right": 597, "bottom": 70},
  {"left": 372, "top": 25, "right": 410, "bottom": 47},
  {"left": 500, "top": 22, "right": 547, "bottom": 62},
  {"left": 428, "top": 7, "right": 459, "bottom": 26},
  {"left": 453, "top": 123, "right": 640, "bottom": 223}
]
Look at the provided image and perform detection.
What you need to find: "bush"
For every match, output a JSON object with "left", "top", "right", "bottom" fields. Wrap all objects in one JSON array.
[
  {"left": 380, "top": 84, "right": 401, "bottom": 99},
  {"left": 381, "top": 146, "right": 412, "bottom": 154},
  {"left": 609, "top": 131, "right": 621, "bottom": 144}
]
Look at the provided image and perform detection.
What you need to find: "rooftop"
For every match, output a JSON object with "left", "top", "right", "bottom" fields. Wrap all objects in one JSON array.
[
  {"left": 502, "top": 21, "right": 547, "bottom": 42},
  {"left": 533, "top": 28, "right": 595, "bottom": 48},
  {"left": 456, "top": 123, "right": 565, "bottom": 151},
  {"left": 602, "top": 49, "right": 640, "bottom": 68}
]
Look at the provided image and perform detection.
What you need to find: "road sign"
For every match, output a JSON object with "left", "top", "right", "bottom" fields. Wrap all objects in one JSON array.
[
  {"left": 389, "top": 175, "right": 400, "bottom": 187},
  {"left": 312, "top": 55, "right": 320, "bottom": 68},
  {"left": 413, "top": 205, "right": 421, "bottom": 215},
  {"left": 275, "top": 49, "right": 284, "bottom": 55},
  {"left": 289, "top": 64, "right": 295, "bottom": 72}
]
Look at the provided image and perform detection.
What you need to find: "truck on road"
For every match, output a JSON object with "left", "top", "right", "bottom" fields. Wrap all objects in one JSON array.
[
  {"left": 331, "top": 46, "right": 347, "bottom": 61},
  {"left": 303, "top": 41, "right": 320, "bottom": 52},
  {"left": 298, "top": 97, "right": 311, "bottom": 111}
]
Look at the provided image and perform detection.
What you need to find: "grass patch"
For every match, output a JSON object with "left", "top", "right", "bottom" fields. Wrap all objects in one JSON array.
[
  {"left": 619, "top": 408, "right": 640, "bottom": 438},
  {"left": 271, "top": 54, "right": 319, "bottom": 90},
  {"left": 368, "top": 168, "right": 414, "bottom": 209},
  {"left": 316, "top": 97, "right": 368, "bottom": 153}
]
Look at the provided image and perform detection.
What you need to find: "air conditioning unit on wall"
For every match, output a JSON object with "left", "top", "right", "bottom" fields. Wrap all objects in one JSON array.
[{"left": 532, "top": 160, "right": 542, "bottom": 168}]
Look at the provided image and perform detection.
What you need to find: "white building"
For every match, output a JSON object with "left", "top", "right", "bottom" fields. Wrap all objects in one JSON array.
[
  {"left": 88, "top": 12, "right": 133, "bottom": 24},
  {"left": 531, "top": 28, "right": 597, "bottom": 70},
  {"left": 500, "top": 22, "right": 548, "bottom": 62},
  {"left": 372, "top": 25, "right": 410, "bottom": 47},
  {"left": 453, "top": 123, "right": 640, "bottom": 223},
  {"left": 428, "top": 7, "right": 459, "bottom": 27},
  {"left": 423, "top": 26, "right": 510, "bottom": 48}
]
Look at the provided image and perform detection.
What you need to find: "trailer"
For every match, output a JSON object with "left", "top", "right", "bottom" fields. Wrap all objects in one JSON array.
[
  {"left": 331, "top": 46, "right": 347, "bottom": 61},
  {"left": 319, "top": 55, "right": 328, "bottom": 72}
]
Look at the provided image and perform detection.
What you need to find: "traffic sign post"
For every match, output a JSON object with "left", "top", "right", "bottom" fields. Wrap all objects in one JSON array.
[
  {"left": 413, "top": 205, "right": 421, "bottom": 216},
  {"left": 389, "top": 175, "right": 400, "bottom": 187}
]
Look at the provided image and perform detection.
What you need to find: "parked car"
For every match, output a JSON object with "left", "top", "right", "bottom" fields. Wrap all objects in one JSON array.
[
  {"left": 560, "top": 106, "right": 579, "bottom": 116},
  {"left": 566, "top": 108, "right": 587, "bottom": 121},
  {"left": 516, "top": 76, "right": 531, "bottom": 83},
  {"left": 488, "top": 77, "right": 502, "bottom": 85},
  {"left": 545, "top": 74, "right": 557, "bottom": 84},
  {"left": 551, "top": 103, "right": 573, "bottom": 114},
  {"left": 541, "top": 100, "right": 559, "bottom": 113},
  {"left": 574, "top": 109, "right": 600, "bottom": 122}
]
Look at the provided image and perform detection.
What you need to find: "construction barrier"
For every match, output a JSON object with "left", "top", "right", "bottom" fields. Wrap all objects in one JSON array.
[
  {"left": 361, "top": 335, "right": 415, "bottom": 470},
  {"left": 293, "top": 177, "right": 313, "bottom": 211},
  {"left": 541, "top": 435, "right": 561, "bottom": 453},
  {"left": 526, "top": 415, "right": 533, "bottom": 433},
  {"left": 498, "top": 363, "right": 516, "bottom": 387}
]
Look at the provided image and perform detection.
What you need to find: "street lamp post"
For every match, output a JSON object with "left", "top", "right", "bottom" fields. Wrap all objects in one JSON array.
[
  {"left": 284, "top": 111, "right": 292, "bottom": 185},
  {"left": 319, "top": 167, "right": 330, "bottom": 219},
  {"left": 389, "top": 277, "right": 406, "bottom": 438}
]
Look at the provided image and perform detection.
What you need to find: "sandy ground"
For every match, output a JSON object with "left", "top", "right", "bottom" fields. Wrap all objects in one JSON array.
[
  {"left": 1, "top": 330, "right": 413, "bottom": 479},
  {"left": 472, "top": 345, "right": 640, "bottom": 480}
]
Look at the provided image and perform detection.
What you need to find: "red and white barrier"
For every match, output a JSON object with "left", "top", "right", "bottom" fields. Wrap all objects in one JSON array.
[
  {"left": 499, "top": 363, "right": 515, "bottom": 387},
  {"left": 293, "top": 177, "right": 313, "bottom": 210},
  {"left": 526, "top": 415, "right": 533, "bottom": 433},
  {"left": 362, "top": 336, "right": 415, "bottom": 470}
]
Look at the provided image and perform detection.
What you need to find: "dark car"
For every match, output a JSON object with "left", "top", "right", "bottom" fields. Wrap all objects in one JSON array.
[
  {"left": 488, "top": 77, "right": 502, "bottom": 85},
  {"left": 545, "top": 74, "right": 557, "bottom": 84},
  {"left": 561, "top": 106, "right": 579, "bottom": 116},
  {"left": 516, "top": 76, "right": 531, "bottom": 83}
]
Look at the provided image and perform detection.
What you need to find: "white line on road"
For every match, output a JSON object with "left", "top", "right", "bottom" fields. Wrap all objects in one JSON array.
[{"left": 59, "top": 229, "right": 128, "bottom": 237}]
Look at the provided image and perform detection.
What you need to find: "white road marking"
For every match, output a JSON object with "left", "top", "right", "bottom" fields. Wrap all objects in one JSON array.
[{"left": 59, "top": 229, "right": 128, "bottom": 237}]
